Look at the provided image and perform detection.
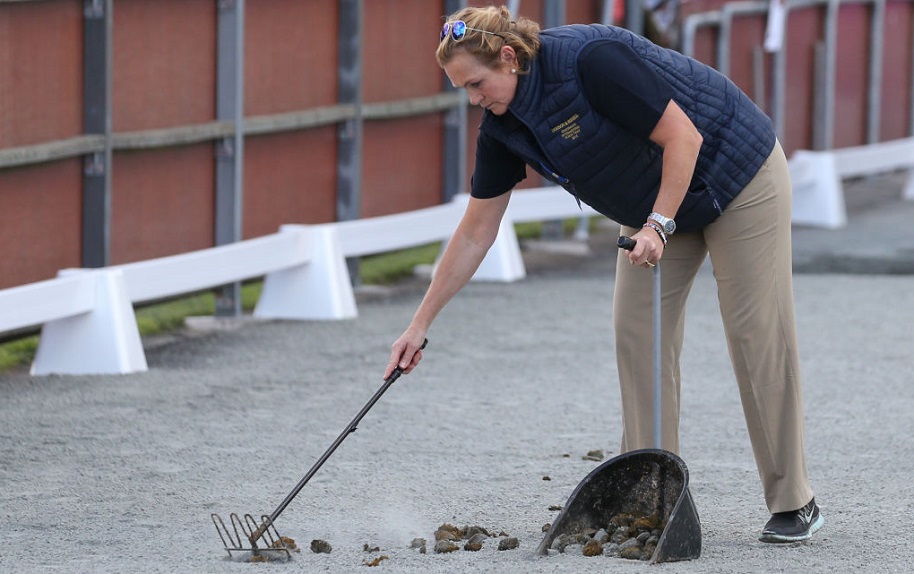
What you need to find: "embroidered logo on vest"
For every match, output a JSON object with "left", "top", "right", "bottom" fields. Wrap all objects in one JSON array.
[{"left": 551, "top": 113, "right": 581, "bottom": 140}]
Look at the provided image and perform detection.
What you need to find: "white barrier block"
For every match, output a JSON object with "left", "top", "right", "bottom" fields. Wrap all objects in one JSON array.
[
  {"left": 31, "top": 269, "right": 147, "bottom": 376},
  {"left": 254, "top": 225, "right": 357, "bottom": 320},
  {"left": 903, "top": 169, "right": 914, "bottom": 201},
  {"left": 442, "top": 193, "right": 527, "bottom": 283},
  {"left": 789, "top": 150, "right": 848, "bottom": 229},
  {"left": 472, "top": 215, "right": 527, "bottom": 282}
]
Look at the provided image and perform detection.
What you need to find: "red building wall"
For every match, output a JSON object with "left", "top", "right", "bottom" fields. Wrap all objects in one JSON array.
[
  {"left": 0, "top": 161, "right": 82, "bottom": 287},
  {"left": 0, "top": 0, "right": 911, "bottom": 291},
  {"left": 0, "top": 1, "right": 83, "bottom": 288},
  {"left": 243, "top": 0, "right": 339, "bottom": 234},
  {"left": 110, "top": 0, "right": 217, "bottom": 264},
  {"left": 883, "top": 1, "right": 914, "bottom": 140}
]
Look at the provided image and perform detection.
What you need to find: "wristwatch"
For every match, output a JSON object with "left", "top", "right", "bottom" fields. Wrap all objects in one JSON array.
[{"left": 648, "top": 212, "right": 676, "bottom": 235}]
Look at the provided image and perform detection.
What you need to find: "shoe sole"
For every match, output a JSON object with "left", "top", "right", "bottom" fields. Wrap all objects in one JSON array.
[{"left": 758, "top": 514, "right": 824, "bottom": 543}]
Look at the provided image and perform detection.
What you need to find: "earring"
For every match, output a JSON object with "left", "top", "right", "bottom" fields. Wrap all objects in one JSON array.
[{"left": 511, "top": 68, "right": 517, "bottom": 74}]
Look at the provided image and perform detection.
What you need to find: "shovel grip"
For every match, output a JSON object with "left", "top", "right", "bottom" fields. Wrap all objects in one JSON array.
[{"left": 617, "top": 236, "right": 637, "bottom": 251}]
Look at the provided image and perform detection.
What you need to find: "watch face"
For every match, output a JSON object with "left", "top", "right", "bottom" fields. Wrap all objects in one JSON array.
[{"left": 663, "top": 220, "right": 676, "bottom": 234}]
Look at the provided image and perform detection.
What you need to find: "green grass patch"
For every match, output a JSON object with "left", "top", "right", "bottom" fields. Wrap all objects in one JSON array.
[
  {"left": 359, "top": 242, "right": 443, "bottom": 285},
  {"left": 0, "top": 336, "right": 39, "bottom": 372}
]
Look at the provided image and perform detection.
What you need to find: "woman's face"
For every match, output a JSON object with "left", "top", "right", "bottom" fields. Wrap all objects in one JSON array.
[{"left": 443, "top": 49, "right": 517, "bottom": 116}]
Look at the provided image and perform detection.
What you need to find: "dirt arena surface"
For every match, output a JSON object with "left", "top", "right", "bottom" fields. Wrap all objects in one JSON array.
[{"left": 1, "top": 174, "right": 912, "bottom": 573}]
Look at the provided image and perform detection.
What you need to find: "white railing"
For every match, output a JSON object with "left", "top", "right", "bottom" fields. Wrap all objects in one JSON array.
[
  {"left": 0, "top": 188, "right": 596, "bottom": 376},
  {"left": 790, "top": 136, "right": 914, "bottom": 228},
  {"left": 6, "top": 135, "right": 912, "bottom": 376}
]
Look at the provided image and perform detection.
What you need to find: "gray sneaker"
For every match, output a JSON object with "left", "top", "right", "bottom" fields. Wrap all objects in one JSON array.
[{"left": 759, "top": 498, "right": 824, "bottom": 543}]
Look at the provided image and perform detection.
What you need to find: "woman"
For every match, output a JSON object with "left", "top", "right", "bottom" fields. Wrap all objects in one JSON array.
[{"left": 384, "top": 5, "right": 822, "bottom": 544}]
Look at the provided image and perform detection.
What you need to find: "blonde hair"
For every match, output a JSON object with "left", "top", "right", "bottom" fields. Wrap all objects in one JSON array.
[{"left": 435, "top": 5, "right": 541, "bottom": 72}]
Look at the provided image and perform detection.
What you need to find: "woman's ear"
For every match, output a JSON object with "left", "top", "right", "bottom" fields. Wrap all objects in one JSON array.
[{"left": 500, "top": 45, "right": 518, "bottom": 67}]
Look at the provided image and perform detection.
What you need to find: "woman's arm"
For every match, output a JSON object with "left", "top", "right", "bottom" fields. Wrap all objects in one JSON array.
[
  {"left": 648, "top": 99, "right": 703, "bottom": 222},
  {"left": 627, "top": 99, "right": 703, "bottom": 266},
  {"left": 384, "top": 192, "right": 512, "bottom": 378}
]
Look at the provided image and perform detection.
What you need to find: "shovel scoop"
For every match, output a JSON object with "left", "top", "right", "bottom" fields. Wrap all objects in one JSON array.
[
  {"left": 536, "top": 237, "right": 701, "bottom": 563},
  {"left": 536, "top": 448, "right": 700, "bottom": 562}
]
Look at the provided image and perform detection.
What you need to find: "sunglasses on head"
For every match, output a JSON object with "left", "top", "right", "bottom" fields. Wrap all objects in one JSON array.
[{"left": 440, "top": 20, "right": 506, "bottom": 42}]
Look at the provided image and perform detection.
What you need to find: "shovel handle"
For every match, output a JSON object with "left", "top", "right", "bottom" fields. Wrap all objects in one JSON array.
[{"left": 618, "top": 236, "right": 662, "bottom": 450}]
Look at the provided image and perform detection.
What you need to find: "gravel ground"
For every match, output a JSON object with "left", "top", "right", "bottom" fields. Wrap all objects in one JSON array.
[
  {"left": 1, "top": 265, "right": 913, "bottom": 574},
  {"left": 1, "top": 173, "right": 913, "bottom": 573}
]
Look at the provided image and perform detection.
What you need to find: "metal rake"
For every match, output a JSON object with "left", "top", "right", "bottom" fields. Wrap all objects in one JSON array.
[
  {"left": 211, "top": 339, "right": 428, "bottom": 559},
  {"left": 211, "top": 512, "right": 293, "bottom": 560}
]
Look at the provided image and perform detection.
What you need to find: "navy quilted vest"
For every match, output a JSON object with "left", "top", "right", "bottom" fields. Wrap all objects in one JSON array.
[{"left": 480, "top": 24, "right": 776, "bottom": 231}]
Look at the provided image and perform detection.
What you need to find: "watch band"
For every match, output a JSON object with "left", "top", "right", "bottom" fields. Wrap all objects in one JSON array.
[{"left": 648, "top": 212, "right": 676, "bottom": 235}]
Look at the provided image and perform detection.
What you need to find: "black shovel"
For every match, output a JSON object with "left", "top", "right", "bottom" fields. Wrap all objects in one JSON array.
[{"left": 536, "top": 237, "right": 701, "bottom": 563}]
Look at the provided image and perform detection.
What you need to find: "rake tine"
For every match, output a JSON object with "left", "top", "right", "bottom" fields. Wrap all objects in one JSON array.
[
  {"left": 242, "top": 514, "right": 265, "bottom": 548},
  {"left": 210, "top": 513, "right": 291, "bottom": 559},
  {"left": 211, "top": 514, "right": 228, "bottom": 547},
  {"left": 235, "top": 513, "right": 256, "bottom": 544},
  {"left": 239, "top": 513, "right": 255, "bottom": 539},
  {"left": 247, "top": 514, "right": 291, "bottom": 558},
  {"left": 211, "top": 512, "right": 251, "bottom": 555},
  {"left": 253, "top": 514, "right": 282, "bottom": 548}
]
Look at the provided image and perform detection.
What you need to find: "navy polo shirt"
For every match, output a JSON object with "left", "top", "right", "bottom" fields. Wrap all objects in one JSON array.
[{"left": 471, "top": 40, "right": 675, "bottom": 199}]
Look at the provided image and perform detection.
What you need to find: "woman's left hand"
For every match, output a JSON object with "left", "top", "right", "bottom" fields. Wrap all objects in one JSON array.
[{"left": 627, "top": 227, "right": 665, "bottom": 268}]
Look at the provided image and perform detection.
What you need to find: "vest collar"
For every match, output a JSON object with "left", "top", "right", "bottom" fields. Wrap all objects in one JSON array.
[{"left": 507, "top": 59, "right": 541, "bottom": 120}]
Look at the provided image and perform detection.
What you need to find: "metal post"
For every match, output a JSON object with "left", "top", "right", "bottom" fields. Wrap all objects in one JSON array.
[
  {"left": 753, "top": 47, "right": 766, "bottom": 110},
  {"left": 680, "top": 11, "right": 723, "bottom": 59},
  {"left": 602, "top": 0, "right": 618, "bottom": 25},
  {"left": 214, "top": 0, "right": 245, "bottom": 317},
  {"left": 600, "top": 0, "right": 616, "bottom": 26},
  {"left": 542, "top": 0, "right": 567, "bottom": 241},
  {"left": 812, "top": 40, "right": 827, "bottom": 150},
  {"left": 626, "top": 0, "right": 644, "bottom": 35},
  {"left": 771, "top": 22, "right": 787, "bottom": 141},
  {"left": 338, "top": 0, "right": 363, "bottom": 283},
  {"left": 543, "top": 0, "right": 565, "bottom": 28},
  {"left": 443, "top": 0, "right": 467, "bottom": 202},
  {"left": 867, "top": 0, "right": 885, "bottom": 144},
  {"left": 82, "top": 0, "right": 112, "bottom": 268},
  {"left": 820, "top": 0, "right": 839, "bottom": 150},
  {"left": 908, "top": 1, "right": 914, "bottom": 138}
]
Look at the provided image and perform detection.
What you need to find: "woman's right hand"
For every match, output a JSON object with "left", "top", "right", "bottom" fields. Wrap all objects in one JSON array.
[
  {"left": 627, "top": 227, "right": 665, "bottom": 268},
  {"left": 384, "top": 327, "right": 428, "bottom": 379},
  {"left": 381, "top": 194, "right": 509, "bottom": 381}
]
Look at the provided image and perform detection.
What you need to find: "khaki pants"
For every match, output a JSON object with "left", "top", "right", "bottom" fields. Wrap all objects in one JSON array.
[{"left": 612, "top": 142, "right": 813, "bottom": 513}]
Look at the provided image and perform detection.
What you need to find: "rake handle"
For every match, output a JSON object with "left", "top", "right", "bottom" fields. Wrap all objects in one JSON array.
[
  {"left": 249, "top": 338, "right": 429, "bottom": 546},
  {"left": 617, "top": 236, "right": 662, "bottom": 450}
]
